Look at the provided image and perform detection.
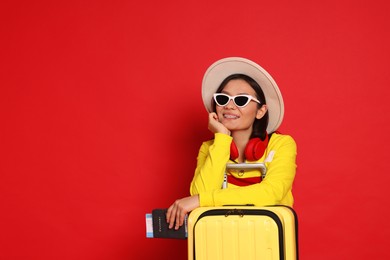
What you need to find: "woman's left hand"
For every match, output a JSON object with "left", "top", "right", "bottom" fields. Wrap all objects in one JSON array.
[{"left": 166, "top": 195, "right": 199, "bottom": 230}]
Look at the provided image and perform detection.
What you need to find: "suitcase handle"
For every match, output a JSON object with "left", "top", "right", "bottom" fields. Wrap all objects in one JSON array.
[
  {"left": 223, "top": 163, "right": 267, "bottom": 189},
  {"left": 226, "top": 163, "right": 267, "bottom": 179}
]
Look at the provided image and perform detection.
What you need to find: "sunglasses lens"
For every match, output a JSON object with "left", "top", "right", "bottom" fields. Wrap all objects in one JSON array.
[
  {"left": 215, "top": 94, "right": 230, "bottom": 106},
  {"left": 234, "top": 96, "right": 250, "bottom": 107}
]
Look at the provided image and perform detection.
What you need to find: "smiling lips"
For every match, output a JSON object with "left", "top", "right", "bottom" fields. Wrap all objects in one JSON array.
[{"left": 223, "top": 113, "right": 239, "bottom": 119}]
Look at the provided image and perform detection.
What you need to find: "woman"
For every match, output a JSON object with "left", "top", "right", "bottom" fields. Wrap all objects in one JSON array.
[{"left": 166, "top": 57, "right": 297, "bottom": 230}]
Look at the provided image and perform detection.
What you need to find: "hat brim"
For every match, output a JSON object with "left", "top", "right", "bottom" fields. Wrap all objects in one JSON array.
[{"left": 202, "top": 57, "right": 284, "bottom": 133}]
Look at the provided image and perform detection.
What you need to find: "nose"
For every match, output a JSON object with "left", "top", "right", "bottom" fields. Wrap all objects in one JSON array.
[{"left": 225, "top": 99, "right": 236, "bottom": 109}]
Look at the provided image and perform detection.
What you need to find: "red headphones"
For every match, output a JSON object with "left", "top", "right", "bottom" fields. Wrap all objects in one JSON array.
[{"left": 230, "top": 133, "right": 269, "bottom": 161}]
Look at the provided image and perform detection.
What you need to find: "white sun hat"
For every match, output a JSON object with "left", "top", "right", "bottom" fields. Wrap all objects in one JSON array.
[{"left": 201, "top": 57, "right": 284, "bottom": 133}]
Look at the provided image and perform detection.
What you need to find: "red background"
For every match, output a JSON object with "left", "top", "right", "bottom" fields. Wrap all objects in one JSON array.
[{"left": 1, "top": 0, "right": 390, "bottom": 259}]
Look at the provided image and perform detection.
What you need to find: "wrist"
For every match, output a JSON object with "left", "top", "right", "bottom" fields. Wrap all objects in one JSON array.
[
  {"left": 194, "top": 194, "right": 200, "bottom": 208},
  {"left": 219, "top": 129, "right": 230, "bottom": 135}
]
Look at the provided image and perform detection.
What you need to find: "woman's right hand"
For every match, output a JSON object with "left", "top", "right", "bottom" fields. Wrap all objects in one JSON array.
[
  {"left": 208, "top": 112, "right": 230, "bottom": 135},
  {"left": 166, "top": 195, "right": 199, "bottom": 230}
]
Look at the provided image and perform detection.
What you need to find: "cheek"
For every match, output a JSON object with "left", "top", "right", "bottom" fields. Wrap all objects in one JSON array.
[
  {"left": 242, "top": 115, "right": 256, "bottom": 126},
  {"left": 242, "top": 106, "right": 258, "bottom": 118},
  {"left": 241, "top": 108, "right": 258, "bottom": 124}
]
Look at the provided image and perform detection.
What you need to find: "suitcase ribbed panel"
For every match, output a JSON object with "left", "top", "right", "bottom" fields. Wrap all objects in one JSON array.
[
  {"left": 192, "top": 209, "right": 284, "bottom": 260},
  {"left": 188, "top": 206, "right": 298, "bottom": 260}
]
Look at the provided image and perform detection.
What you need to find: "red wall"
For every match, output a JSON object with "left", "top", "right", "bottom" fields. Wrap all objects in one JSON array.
[{"left": 1, "top": 0, "right": 390, "bottom": 259}]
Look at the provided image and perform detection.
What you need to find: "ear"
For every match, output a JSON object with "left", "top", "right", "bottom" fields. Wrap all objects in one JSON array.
[{"left": 256, "top": 105, "right": 268, "bottom": 119}]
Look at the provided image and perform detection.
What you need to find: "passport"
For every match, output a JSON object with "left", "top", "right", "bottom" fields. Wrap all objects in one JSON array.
[{"left": 151, "top": 208, "right": 187, "bottom": 239}]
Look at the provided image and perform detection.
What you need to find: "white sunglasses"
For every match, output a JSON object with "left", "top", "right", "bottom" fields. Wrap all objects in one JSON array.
[{"left": 213, "top": 93, "right": 261, "bottom": 108}]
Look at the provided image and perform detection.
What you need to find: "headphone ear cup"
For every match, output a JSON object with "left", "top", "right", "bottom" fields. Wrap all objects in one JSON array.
[
  {"left": 245, "top": 135, "right": 270, "bottom": 161},
  {"left": 231, "top": 134, "right": 269, "bottom": 161},
  {"left": 230, "top": 141, "right": 239, "bottom": 160},
  {"left": 244, "top": 138, "right": 264, "bottom": 161}
]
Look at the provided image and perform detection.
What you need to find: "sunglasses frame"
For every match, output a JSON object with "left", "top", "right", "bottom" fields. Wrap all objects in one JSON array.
[{"left": 213, "top": 93, "right": 261, "bottom": 108}]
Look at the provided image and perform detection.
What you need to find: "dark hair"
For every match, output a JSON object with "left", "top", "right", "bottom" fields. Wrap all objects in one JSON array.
[{"left": 213, "top": 74, "right": 269, "bottom": 140}]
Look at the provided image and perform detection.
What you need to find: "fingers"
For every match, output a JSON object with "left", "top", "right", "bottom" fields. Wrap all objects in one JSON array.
[
  {"left": 175, "top": 209, "right": 188, "bottom": 230},
  {"left": 166, "top": 200, "right": 183, "bottom": 230},
  {"left": 209, "top": 112, "right": 218, "bottom": 120},
  {"left": 166, "top": 204, "right": 178, "bottom": 229},
  {"left": 175, "top": 207, "right": 182, "bottom": 230},
  {"left": 166, "top": 205, "right": 174, "bottom": 228},
  {"left": 208, "top": 113, "right": 221, "bottom": 133},
  {"left": 208, "top": 113, "right": 231, "bottom": 135},
  {"left": 166, "top": 196, "right": 200, "bottom": 230},
  {"left": 166, "top": 199, "right": 188, "bottom": 230}
]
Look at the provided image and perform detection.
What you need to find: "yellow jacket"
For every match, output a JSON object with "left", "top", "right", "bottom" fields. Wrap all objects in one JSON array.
[{"left": 190, "top": 133, "right": 297, "bottom": 207}]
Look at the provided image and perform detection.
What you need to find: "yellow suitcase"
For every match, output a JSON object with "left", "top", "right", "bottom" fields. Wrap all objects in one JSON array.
[{"left": 187, "top": 205, "right": 298, "bottom": 260}]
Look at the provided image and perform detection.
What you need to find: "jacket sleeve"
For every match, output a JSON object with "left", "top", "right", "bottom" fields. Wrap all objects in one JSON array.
[
  {"left": 195, "top": 134, "right": 297, "bottom": 207},
  {"left": 190, "top": 133, "right": 232, "bottom": 195}
]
